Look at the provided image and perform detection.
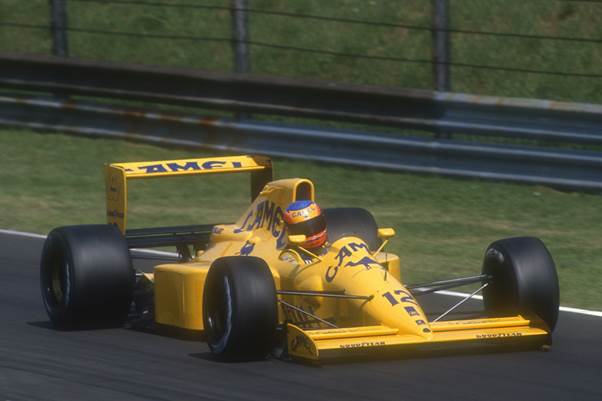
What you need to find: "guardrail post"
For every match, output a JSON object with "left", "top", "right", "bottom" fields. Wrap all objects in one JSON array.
[
  {"left": 231, "top": 0, "right": 250, "bottom": 74},
  {"left": 49, "top": 0, "right": 69, "bottom": 57},
  {"left": 432, "top": 0, "right": 450, "bottom": 91}
]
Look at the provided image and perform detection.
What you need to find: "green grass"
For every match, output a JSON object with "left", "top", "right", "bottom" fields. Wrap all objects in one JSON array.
[
  {"left": 1, "top": 128, "right": 601, "bottom": 310},
  {"left": 1, "top": 0, "right": 602, "bottom": 103}
]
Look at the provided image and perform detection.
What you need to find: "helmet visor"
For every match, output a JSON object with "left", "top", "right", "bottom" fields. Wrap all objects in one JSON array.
[{"left": 287, "top": 215, "right": 326, "bottom": 237}]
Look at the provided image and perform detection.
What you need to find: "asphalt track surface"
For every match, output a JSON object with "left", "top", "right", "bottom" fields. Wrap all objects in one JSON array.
[{"left": 1, "top": 233, "right": 601, "bottom": 401}]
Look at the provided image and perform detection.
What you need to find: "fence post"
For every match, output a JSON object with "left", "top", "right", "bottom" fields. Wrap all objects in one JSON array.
[
  {"left": 432, "top": 0, "right": 450, "bottom": 91},
  {"left": 49, "top": 0, "right": 69, "bottom": 57},
  {"left": 231, "top": 0, "right": 250, "bottom": 74}
]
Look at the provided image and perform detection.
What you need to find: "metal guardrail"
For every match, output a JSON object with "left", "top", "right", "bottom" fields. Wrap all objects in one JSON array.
[
  {"left": 0, "top": 54, "right": 601, "bottom": 190},
  {"left": 2, "top": 95, "right": 602, "bottom": 190},
  {"left": 2, "top": 54, "right": 602, "bottom": 143}
]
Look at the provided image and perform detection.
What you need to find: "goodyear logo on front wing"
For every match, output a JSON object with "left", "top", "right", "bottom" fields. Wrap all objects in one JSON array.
[
  {"left": 340, "top": 341, "right": 386, "bottom": 349},
  {"left": 129, "top": 160, "right": 243, "bottom": 174},
  {"left": 476, "top": 332, "right": 523, "bottom": 339}
]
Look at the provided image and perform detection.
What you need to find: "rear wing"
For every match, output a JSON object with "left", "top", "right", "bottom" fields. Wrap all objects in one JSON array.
[{"left": 105, "top": 154, "right": 273, "bottom": 233}]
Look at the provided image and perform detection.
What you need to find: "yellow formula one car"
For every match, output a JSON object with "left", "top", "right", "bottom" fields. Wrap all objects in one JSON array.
[{"left": 40, "top": 155, "right": 560, "bottom": 362}]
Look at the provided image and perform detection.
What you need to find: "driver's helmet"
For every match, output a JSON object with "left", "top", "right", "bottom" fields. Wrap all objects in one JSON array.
[{"left": 283, "top": 200, "right": 327, "bottom": 249}]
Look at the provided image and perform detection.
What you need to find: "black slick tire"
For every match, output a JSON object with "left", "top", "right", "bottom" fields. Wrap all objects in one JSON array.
[
  {"left": 40, "top": 224, "right": 134, "bottom": 329},
  {"left": 482, "top": 237, "right": 560, "bottom": 331},
  {"left": 203, "top": 256, "right": 277, "bottom": 361},
  {"left": 323, "top": 208, "right": 381, "bottom": 251}
]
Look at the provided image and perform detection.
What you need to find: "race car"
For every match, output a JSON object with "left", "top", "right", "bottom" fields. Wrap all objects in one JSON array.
[{"left": 40, "top": 155, "right": 560, "bottom": 361}]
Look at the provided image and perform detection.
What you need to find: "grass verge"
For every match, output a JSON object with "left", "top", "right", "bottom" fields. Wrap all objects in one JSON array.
[
  {"left": 1, "top": 128, "right": 601, "bottom": 310},
  {"left": 1, "top": 0, "right": 601, "bottom": 103}
]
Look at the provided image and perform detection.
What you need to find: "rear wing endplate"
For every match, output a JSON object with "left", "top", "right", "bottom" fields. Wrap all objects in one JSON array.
[{"left": 105, "top": 154, "right": 272, "bottom": 233}]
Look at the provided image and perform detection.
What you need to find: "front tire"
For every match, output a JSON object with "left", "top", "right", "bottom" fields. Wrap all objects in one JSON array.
[
  {"left": 203, "top": 256, "right": 277, "bottom": 361},
  {"left": 482, "top": 237, "right": 559, "bottom": 331},
  {"left": 40, "top": 224, "right": 134, "bottom": 329}
]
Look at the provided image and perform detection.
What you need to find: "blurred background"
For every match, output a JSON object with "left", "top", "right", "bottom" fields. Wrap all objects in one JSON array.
[
  {"left": 2, "top": 0, "right": 602, "bottom": 101},
  {"left": 1, "top": 0, "right": 601, "bottom": 309}
]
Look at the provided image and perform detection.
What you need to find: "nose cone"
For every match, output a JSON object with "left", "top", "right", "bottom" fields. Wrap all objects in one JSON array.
[{"left": 324, "top": 238, "right": 432, "bottom": 338}]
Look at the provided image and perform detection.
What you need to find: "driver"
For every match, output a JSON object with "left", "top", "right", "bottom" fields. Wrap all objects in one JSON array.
[{"left": 282, "top": 200, "right": 327, "bottom": 251}]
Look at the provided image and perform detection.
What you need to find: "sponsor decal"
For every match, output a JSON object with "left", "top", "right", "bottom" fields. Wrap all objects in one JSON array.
[
  {"left": 340, "top": 341, "right": 386, "bottom": 349},
  {"left": 345, "top": 256, "right": 378, "bottom": 270},
  {"left": 233, "top": 200, "right": 287, "bottom": 248},
  {"left": 325, "top": 242, "right": 380, "bottom": 282},
  {"left": 136, "top": 160, "right": 243, "bottom": 174},
  {"left": 239, "top": 241, "right": 255, "bottom": 256},
  {"left": 106, "top": 173, "right": 121, "bottom": 201},
  {"left": 291, "top": 209, "right": 311, "bottom": 218},
  {"left": 106, "top": 210, "right": 124, "bottom": 218},
  {"left": 383, "top": 291, "right": 423, "bottom": 322},
  {"left": 284, "top": 201, "right": 321, "bottom": 224},
  {"left": 476, "top": 332, "right": 523, "bottom": 339},
  {"left": 382, "top": 289, "right": 418, "bottom": 306},
  {"left": 405, "top": 306, "right": 419, "bottom": 317}
]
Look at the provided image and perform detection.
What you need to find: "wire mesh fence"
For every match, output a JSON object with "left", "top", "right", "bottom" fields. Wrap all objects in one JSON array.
[{"left": 0, "top": 0, "right": 601, "bottom": 102}]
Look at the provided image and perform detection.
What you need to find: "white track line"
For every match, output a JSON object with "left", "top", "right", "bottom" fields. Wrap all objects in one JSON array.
[
  {"left": 0, "top": 229, "right": 46, "bottom": 239},
  {"left": 437, "top": 290, "right": 602, "bottom": 317},
  {"left": 130, "top": 248, "right": 179, "bottom": 257},
  {"left": 0, "top": 229, "right": 178, "bottom": 258},
  {"left": 437, "top": 290, "right": 484, "bottom": 301},
  {"left": 555, "top": 306, "right": 602, "bottom": 317},
  {"left": 2, "top": 229, "right": 601, "bottom": 317}
]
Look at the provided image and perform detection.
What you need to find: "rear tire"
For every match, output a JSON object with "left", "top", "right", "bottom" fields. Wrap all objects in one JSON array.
[
  {"left": 482, "top": 237, "right": 559, "bottom": 331},
  {"left": 203, "top": 256, "right": 277, "bottom": 361},
  {"left": 40, "top": 225, "right": 134, "bottom": 329},
  {"left": 323, "top": 208, "right": 381, "bottom": 251}
]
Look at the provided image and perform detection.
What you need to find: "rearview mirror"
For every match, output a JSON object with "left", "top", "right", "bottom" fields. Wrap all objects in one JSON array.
[
  {"left": 288, "top": 234, "right": 307, "bottom": 245},
  {"left": 377, "top": 228, "right": 395, "bottom": 240}
]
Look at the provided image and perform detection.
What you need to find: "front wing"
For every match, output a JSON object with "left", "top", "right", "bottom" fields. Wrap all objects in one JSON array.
[{"left": 286, "top": 315, "right": 549, "bottom": 360}]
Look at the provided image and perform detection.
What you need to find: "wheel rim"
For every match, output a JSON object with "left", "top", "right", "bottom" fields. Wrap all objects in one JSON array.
[
  {"left": 207, "top": 276, "right": 233, "bottom": 353},
  {"left": 50, "top": 261, "right": 65, "bottom": 303},
  {"left": 43, "top": 248, "right": 71, "bottom": 310},
  {"left": 483, "top": 245, "right": 518, "bottom": 313}
]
